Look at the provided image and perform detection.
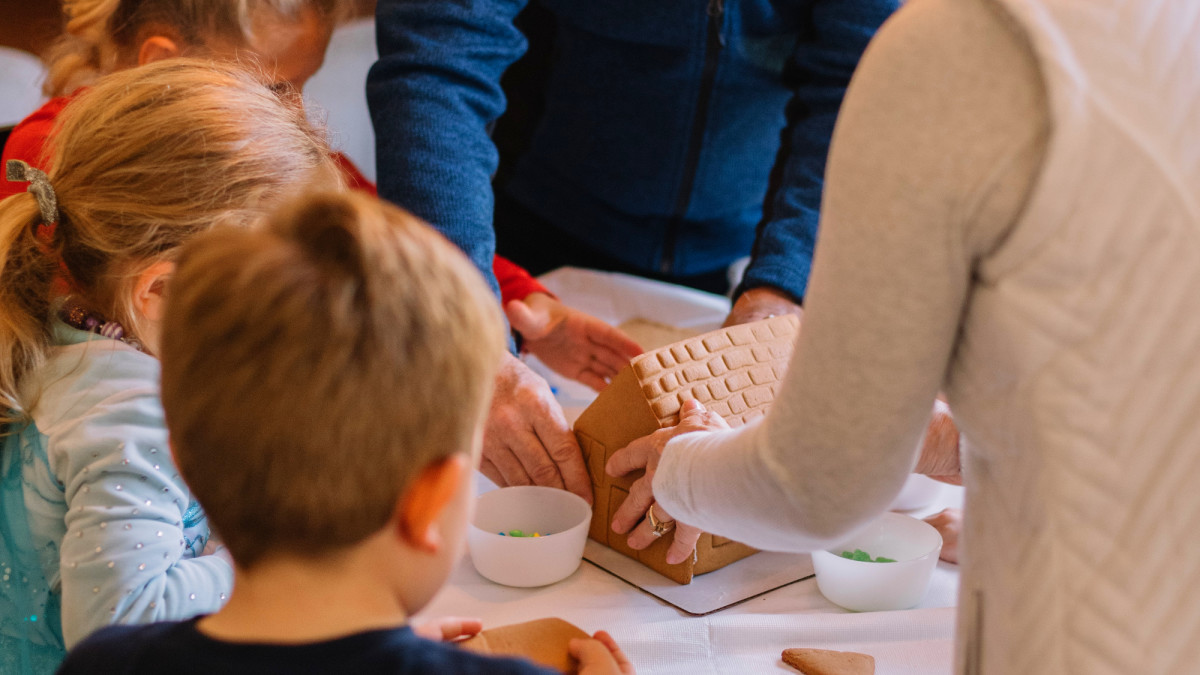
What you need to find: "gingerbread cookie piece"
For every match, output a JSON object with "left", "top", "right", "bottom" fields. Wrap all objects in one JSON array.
[
  {"left": 781, "top": 648, "right": 875, "bottom": 675},
  {"left": 458, "top": 618, "right": 590, "bottom": 673}
]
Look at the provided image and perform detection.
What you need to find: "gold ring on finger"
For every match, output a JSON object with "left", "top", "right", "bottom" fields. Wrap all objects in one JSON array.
[{"left": 648, "top": 503, "right": 675, "bottom": 538}]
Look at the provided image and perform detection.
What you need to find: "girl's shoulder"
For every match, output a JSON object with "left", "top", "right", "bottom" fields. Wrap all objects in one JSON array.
[{"left": 27, "top": 325, "right": 161, "bottom": 436}]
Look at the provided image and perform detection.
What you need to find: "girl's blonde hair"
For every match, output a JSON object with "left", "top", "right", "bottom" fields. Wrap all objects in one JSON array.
[
  {"left": 0, "top": 58, "right": 337, "bottom": 429},
  {"left": 44, "top": 0, "right": 346, "bottom": 96}
]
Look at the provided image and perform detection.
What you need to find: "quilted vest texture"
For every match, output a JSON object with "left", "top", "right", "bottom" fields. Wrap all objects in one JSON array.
[{"left": 946, "top": 1, "right": 1200, "bottom": 672}]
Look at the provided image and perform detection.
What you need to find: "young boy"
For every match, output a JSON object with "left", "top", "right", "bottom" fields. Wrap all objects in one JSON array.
[{"left": 55, "top": 192, "right": 632, "bottom": 674}]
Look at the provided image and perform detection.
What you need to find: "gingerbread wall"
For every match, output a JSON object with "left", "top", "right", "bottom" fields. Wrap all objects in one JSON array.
[{"left": 574, "top": 315, "right": 800, "bottom": 584}]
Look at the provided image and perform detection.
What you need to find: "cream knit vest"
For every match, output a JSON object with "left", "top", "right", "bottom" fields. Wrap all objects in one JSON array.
[{"left": 947, "top": 1, "right": 1200, "bottom": 672}]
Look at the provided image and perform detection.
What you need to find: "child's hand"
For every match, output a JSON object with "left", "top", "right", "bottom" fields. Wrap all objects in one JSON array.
[
  {"left": 506, "top": 294, "right": 643, "bottom": 392},
  {"left": 570, "top": 631, "right": 635, "bottom": 674},
  {"left": 202, "top": 536, "right": 234, "bottom": 567},
  {"left": 202, "top": 536, "right": 222, "bottom": 556},
  {"left": 413, "top": 617, "right": 484, "bottom": 642},
  {"left": 924, "top": 508, "right": 962, "bottom": 564}
]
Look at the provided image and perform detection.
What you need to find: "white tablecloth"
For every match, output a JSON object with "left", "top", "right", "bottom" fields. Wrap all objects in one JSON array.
[
  {"left": 419, "top": 269, "right": 961, "bottom": 674},
  {"left": 423, "top": 537, "right": 959, "bottom": 674}
]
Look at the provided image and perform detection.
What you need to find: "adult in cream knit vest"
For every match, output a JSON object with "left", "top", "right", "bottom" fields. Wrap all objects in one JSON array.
[{"left": 605, "top": 0, "right": 1200, "bottom": 672}]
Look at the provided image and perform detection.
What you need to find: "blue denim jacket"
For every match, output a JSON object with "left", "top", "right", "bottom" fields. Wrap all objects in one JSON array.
[{"left": 369, "top": 0, "right": 899, "bottom": 301}]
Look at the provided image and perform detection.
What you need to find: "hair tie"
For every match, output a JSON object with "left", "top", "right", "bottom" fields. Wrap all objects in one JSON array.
[{"left": 5, "top": 160, "right": 59, "bottom": 228}]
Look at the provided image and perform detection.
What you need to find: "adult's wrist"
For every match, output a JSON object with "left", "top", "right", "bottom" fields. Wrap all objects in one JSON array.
[
  {"left": 734, "top": 261, "right": 809, "bottom": 306},
  {"left": 725, "top": 286, "right": 804, "bottom": 327}
]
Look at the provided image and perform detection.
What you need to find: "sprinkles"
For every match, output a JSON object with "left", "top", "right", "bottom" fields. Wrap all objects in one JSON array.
[
  {"left": 839, "top": 549, "right": 896, "bottom": 563},
  {"left": 497, "top": 530, "right": 545, "bottom": 538}
]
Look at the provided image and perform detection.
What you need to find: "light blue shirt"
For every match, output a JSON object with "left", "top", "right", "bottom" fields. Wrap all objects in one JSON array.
[{"left": 0, "top": 323, "right": 232, "bottom": 675}]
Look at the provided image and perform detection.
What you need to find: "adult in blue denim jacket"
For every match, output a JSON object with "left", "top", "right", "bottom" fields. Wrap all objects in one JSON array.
[{"left": 368, "top": 0, "right": 899, "bottom": 501}]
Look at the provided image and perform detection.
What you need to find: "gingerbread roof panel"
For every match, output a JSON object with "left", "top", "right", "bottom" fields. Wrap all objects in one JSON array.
[{"left": 628, "top": 314, "right": 799, "bottom": 428}]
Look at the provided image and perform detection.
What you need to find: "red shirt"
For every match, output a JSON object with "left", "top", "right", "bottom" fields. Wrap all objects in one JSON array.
[
  {"left": 0, "top": 95, "right": 70, "bottom": 201},
  {"left": 3, "top": 97, "right": 549, "bottom": 304}
]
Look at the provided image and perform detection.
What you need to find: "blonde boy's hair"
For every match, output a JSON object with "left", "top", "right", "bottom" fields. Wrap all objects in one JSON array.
[
  {"left": 0, "top": 58, "right": 336, "bottom": 429},
  {"left": 160, "top": 192, "right": 506, "bottom": 568},
  {"left": 45, "top": 0, "right": 348, "bottom": 96}
]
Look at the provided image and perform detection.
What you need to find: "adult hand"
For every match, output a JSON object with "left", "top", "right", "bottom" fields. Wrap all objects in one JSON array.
[
  {"left": 924, "top": 508, "right": 962, "bottom": 564},
  {"left": 914, "top": 400, "right": 961, "bottom": 485},
  {"left": 483, "top": 353, "right": 593, "bottom": 504},
  {"left": 723, "top": 286, "right": 804, "bottom": 327},
  {"left": 506, "top": 293, "right": 643, "bottom": 391},
  {"left": 571, "top": 630, "right": 636, "bottom": 675},
  {"left": 412, "top": 617, "right": 483, "bottom": 642},
  {"left": 605, "top": 400, "right": 730, "bottom": 565}
]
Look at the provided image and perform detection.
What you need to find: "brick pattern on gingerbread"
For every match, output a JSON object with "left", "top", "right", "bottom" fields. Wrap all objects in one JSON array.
[
  {"left": 574, "top": 315, "right": 800, "bottom": 584},
  {"left": 632, "top": 317, "right": 797, "bottom": 426}
]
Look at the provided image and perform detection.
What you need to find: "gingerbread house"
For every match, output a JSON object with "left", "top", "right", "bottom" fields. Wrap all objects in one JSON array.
[{"left": 574, "top": 314, "right": 800, "bottom": 584}]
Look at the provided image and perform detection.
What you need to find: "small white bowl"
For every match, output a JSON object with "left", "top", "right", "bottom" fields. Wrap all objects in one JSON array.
[
  {"left": 468, "top": 486, "right": 591, "bottom": 587},
  {"left": 811, "top": 512, "right": 942, "bottom": 612}
]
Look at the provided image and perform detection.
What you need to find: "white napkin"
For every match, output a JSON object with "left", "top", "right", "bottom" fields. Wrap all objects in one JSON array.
[{"left": 607, "top": 607, "right": 956, "bottom": 674}]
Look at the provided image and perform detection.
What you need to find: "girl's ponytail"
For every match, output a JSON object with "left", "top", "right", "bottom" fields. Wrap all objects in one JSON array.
[{"left": 0, "top": 194, "right": 58, "bottom": 428}]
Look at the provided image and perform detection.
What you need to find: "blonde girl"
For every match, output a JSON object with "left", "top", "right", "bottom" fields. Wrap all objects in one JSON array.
[
  {"left": 0, "top": 59, "right": 333, "bottom": 675},
  {"left": 0, "top": 0, "right": 343, "bottom": 204},
  {"left": 45, "top": 0, "right": 342, "bottom": 97}
]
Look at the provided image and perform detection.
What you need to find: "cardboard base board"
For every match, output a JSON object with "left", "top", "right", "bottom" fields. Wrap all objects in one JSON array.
[{"left": 583, "top": 540, "right": 814, "bottom": 615}]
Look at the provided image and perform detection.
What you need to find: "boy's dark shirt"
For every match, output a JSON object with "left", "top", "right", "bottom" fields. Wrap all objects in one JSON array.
[{"left": 56, "top": 618, "right": 558, "bottom": 675}]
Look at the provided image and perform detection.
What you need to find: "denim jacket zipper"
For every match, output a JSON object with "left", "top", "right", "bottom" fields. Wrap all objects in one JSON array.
[{"left": 660, "top": 0, "right": 726, "bottom": 276}]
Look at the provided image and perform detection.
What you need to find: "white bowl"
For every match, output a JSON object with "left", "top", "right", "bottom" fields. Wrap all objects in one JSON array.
[
  {"left": 468, "top": 486, "right": 591, "bottom": 587},
  {"left": 811, "top": 512, "right": 942, "bottom": 612}
]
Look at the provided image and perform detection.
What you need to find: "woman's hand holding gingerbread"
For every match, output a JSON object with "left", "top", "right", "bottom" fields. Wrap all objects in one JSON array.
[{"left": 605, "top": 399, "right": 730, "bottom": 565}]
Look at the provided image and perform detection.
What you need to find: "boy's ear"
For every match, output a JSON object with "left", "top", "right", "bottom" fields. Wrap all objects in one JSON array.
[
  {"left": 138, "top": 34, "right": 182, "bottom": 65},
  {"left": 397, "top": 455, "right": 471, "bottom": 553},
  {"left": 132, "top": 260, "right": 175, "bottom": 324}
]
